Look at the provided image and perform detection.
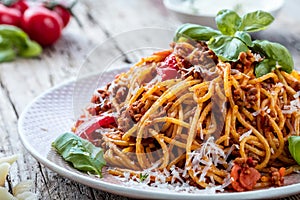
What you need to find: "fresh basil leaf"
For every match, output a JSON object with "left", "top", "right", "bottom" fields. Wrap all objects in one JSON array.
[
  {"left": 255, "top": 59, "right": 276, "bottom": 77},
  {"left": 0, "top": 25, "right": 28, "bottom": 48},
  {"left": 234, "top": 31, "right": 253, "bottom": 47},
  {"left": 239, "top": 10, "right": 274, "bottom": 32},
  {"left": 52, "top": 132, "right": 106, "bottom": 177},
  {"left": 174, "top": 23, "right": 220, "bottom": 42},
  {"left": 215, "top": 9, "right": 241, "bottom": 36},
  {"left": 208, "top": 35, "right": 248, "bottom": 61},
  {"left": 253, "top": 40, "right": 294, "bottom": 73},
  {"left": 288, "top": 136, "right": 300, "bottom": 165},
  {"left": 19, "top": 40, "right": 42, "bottom": 58},
  {"left": 0, "top": 39, "right": 15, "bottom": 62},
  {"left": 0, "top": 25, "right": 42, "bottom": 62},
  {"left": 0, "top": 46, "right": 15, "bottom": 62}
]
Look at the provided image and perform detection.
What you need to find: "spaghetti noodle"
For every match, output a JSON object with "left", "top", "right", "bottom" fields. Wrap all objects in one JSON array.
[{"left": 73, "top": 39, "right": 300, "bottom": 192}]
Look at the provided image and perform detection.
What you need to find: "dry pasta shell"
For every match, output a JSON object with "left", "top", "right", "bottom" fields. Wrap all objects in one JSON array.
[
  {"left": 0, "top": 155, "right": 18, "bottom": 165},
  {"left": 0, "top": 187, "right": 17, "bottom": 200},
  {"left": 0, "top": 163, "right": 10, "bottom": 187}
]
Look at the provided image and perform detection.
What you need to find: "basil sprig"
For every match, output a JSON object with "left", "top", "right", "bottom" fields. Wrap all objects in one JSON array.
[
  {"left": 0, "top": 25, "right": 42, "bottom": 63},
  {"left": 52, "top": 132, "right": 106, "bottom": 177},
  {"left": 174, "top": 10, "right": 294, "bottom": 77},
  {"left": 288, "top": 136, "right": 300, "bottom": 165}
]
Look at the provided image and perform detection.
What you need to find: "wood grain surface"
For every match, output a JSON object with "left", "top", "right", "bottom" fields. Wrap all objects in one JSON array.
[{"left": 0, "top": 0, "right": 299, "bottom": 199}]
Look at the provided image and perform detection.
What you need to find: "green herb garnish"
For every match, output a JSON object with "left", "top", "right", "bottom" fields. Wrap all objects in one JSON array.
[
  {"left": 139, "top": 173, "right": 149, "bottom": 182},
  {"left": 174, "top": 10, "right": 294, "bottom": 77},
  {"left": 288, "top": 136, "right": 300, "bottom": 165},
  {"left": 52, "top": 132, "right": 106, "bottom": 177},
  {"left": 0, "top": 25, "right": 42, "bottom": 63}
]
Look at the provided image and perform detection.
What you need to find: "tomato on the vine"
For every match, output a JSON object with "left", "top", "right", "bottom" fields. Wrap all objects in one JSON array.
[
  {"left": 0, "top": 4, "right": 21, "bottom": 26},
  {"left": 21, "top": 6, "right": 63, "bottom": 46},
  {"left": 10, "top": 0, "right": 29, "bottom": 13},
  {"left": 51, "top": 5, "right": 71, "bottom": 27}
]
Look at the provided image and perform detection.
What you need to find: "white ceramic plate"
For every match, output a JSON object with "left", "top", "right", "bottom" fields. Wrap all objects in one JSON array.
[
  {"left": 18, "top": 67, "right": 300, "bottom": 200},
  {"left": 163, "top": 0, "right": 285, "bottom": 28}
]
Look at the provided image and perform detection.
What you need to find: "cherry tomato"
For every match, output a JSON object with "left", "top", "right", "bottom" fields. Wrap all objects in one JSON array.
[
  {"left": 10, "top": 0, "right": 28, "bottom": 14},
  {"left": 21, "top": 6, "right": 63, "bottom": 46},
  {"left": 52, "top": 5, "right": 71, "bottom": 27},
  {"left": 0, "top": 4, "right": 21, "bottom": 26}
]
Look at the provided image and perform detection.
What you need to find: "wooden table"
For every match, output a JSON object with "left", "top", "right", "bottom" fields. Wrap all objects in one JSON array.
[{"left": 1, "top": 0, "right": 300, "bottom": 199}]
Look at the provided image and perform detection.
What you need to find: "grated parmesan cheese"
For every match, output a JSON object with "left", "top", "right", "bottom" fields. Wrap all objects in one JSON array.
[
  {"left": 293, "top": 91, "right": 300, "bottom": 99},
  {"left": 282, "top": 99, "right": 300, "bottom": 114},
  {"left": 252, "top": 109, "right": 261, "bottom": 116},
  {"left": 116, "top": 137, "right": 233, "bottom": 193},
  {"left": 253, "top": 53, "right": 262, "bottom": 62},
  {"left": 239, "top": 129, "right": 252, "bottom": 141},
  {"left": 270, "top": 148, "right": 275, "bottom": 155}
]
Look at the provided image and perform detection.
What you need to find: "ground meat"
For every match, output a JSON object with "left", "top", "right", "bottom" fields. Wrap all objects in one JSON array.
[
  {"left": 231, "top": 51, "right": 256, "bottom": 72},
  {"left": 108, "top": 78, "right": 130, "bottom": 104},
  {"left": 172, "top": 41, "right": 218, "bottom": 80},
  {"left": 89, "top": 88, "right": 112, "bottom": 115},
  {"left": 241, "top": 85, "right": 258, "bottom": 109},
  {"left": 232, "top": 88, "right": 244, "bottom": 107},
  {"left": 172, "top": 41, "right": 195, "bottom": 58},
  {"left": 270, "top": 167, "right": 285, "bottom": 186},
  {"left": 117, "top": 107, "right": 134, "bottom": 132},
  {"left": 117, "top": 99, "right": 148, "bottom": 132},
  {"left": 128, "top": 100, "right": 147, "bottom": 122},
  {"left": 91, "top": 89, "right": 109, "bottom": 104},
  {"left": 115, "top": 86, "right": 128, "bottom": 103}
]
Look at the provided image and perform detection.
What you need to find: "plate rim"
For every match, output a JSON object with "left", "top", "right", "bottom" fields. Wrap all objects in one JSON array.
[
  {"left": 18, "top": 68, "right": 300, "bottom": 200},
  {"left": 163, "top": 0, "right": 285, "bottom": 17}
]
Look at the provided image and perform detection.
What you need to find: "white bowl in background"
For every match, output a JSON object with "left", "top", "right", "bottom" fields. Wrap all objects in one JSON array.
[{"left": 163, "top": 0, "right": 285, "bottom": 28}]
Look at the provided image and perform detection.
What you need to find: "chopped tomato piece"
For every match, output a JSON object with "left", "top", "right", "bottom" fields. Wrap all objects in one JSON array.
[
  {"left": 279, "top": 167, "right": 286, "bottom": 177},
  {"left": 231, "top": 165, "right": 241, "bottom": 181},
  {"left": 231, "top": 181, "right": 245, "bottom": 192},
  {"left": 77, "top": 115, "right": 116, "bottom": 140},
  {"left": 239, "top": 167, "right": 261, "bottom": 190},
  {"left": 230, "top": 157, "right": 262, "bottom": 192},
  {"left": 156, "top": 54, "right": 181, "bottom": 81},
  {"left": 98, "top": 115, "right": 116, "bottom": 128},
  {"left": 160, "top": 55, "right": 179, "bottom": 70},
  {"left": 231, "top": 165, "right": 245, "bottom": 192},
  {"left": 156, "top": 67, "right": 180, "bottom": 81}
]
